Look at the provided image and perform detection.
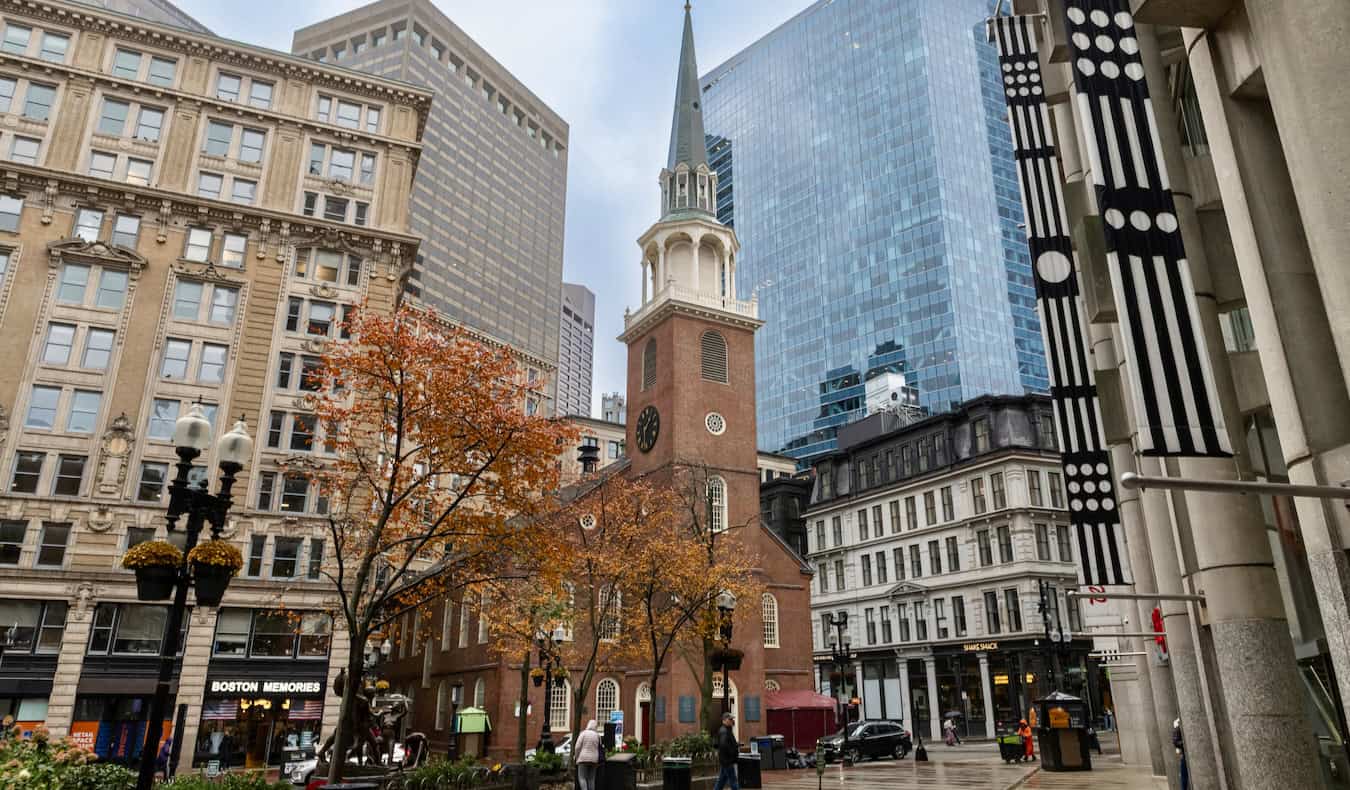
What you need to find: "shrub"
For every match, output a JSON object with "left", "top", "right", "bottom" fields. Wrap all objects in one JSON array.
[
  {"left": 156, "top": 772, "right": 293, "bottom": 790},
  {"left": 186, "top": 539, "right": 244, "bottom": 572},
  {"left": 525, "top": 749, "right": 564, "bottom": 774},
  {"left": 121, "top": 540, "right": 183, "bottom": 569},
  {"left": 402, "top": 755, "right": 492, "bottom": 788}
]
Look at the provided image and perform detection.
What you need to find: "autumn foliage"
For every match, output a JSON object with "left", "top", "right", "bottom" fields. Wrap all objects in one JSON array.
[{"left": 309, "top": 303, "right": 576, "bottom": 780}]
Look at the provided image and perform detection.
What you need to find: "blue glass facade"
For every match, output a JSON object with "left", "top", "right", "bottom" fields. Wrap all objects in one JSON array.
[{"left": 701, "top": 0, "right": 1047, "bottom": 458}]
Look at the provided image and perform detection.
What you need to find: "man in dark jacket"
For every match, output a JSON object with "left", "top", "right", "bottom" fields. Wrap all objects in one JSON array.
[{"left": 714, "top": 713, "right": 740, "bottom": 790}]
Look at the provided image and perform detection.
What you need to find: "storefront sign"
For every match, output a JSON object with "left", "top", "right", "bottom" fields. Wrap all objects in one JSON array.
[
  {"left": 1048, "top": 707, "right": 1070, "bottom": 729},
  {"left": 962, "top": 641, "right": 999, "bottom": 652},
  {"left": 993, "top": 674, "right": 1010, "bottom": 686},
  {"left": 208, "top": 679, "right": 323, "bottom": 696}
]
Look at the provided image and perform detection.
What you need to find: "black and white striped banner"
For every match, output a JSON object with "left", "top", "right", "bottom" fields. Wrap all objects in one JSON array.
[
  {"left": 991, "top": 14, "right": 1129, "bottom": 587},
  {"left": 1063, "top": 0, "right": 1231, "bottom": 457}
]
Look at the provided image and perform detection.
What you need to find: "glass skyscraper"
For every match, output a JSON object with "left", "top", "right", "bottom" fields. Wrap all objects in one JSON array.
[{"left": 701, "top": 0, "right": 1047, "bottom": 458}]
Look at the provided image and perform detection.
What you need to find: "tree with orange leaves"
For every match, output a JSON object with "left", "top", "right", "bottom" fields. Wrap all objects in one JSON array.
[
  {"left": 308, "top": 303, "right": 576, "bottom": 783},
  {"left": 621, "top": 467, "right": 761, "bottom": 745},
  {"left": 482, "top": 576, "right": 571, "bottom": 757}
]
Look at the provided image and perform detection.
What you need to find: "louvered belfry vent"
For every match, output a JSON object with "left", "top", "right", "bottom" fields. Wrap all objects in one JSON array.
[
  {"left": 643, "top": 338, "right": 657, "bottom": 390},
  {"left": 700, "top": 330, "right": 728, "bottom": 383}
]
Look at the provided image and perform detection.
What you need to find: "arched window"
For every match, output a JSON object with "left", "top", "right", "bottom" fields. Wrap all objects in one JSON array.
[
  {"left": 435, "top": 680, "right": 449, "bottom": 730},
  {"left": 700, "top": 331, "right": 728, "bottom": 383},
  {"left": 707, "top": 476, "right": 727, "bottom": 533},
  {"left": 642, "top": 338, "right": 657, "bottom": 390},
  {"left": 550, "top": 678, "right": 571, "bottom": 732},
  {"left": 712, "top": 676, "right": 738, "bottom": 733},
  {"left": 764, "top": 679, "right": 781, "bottom": 692},
  {"left": 596, "top": 678, "right": 619, "bottom": 723},
  {"left": 473, "top": 677, "right": 486, "bottom": 708},
  {"left": 762, "top": 593, "right": 780, "bottom": 648}
]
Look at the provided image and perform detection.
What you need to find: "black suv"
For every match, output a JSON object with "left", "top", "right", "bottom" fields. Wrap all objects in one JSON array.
[{"left": 817, "top": 720, "right": 912, "bottom": 763}]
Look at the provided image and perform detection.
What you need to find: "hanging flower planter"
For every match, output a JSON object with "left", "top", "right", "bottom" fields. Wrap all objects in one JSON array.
[
  {"left": 552, "top": 667, "right": 569, "bottom": 681},
  {"left": 187, "top": 540, "right": 243, "bottom": 606},
  {"left": 531, "top": 668, "right": 546, "bottom": 687},
  {"left": 711, "top": 647, "right": 744, "bottom": 672},
  {"left": 121, "top": 541, "right": 183, "bottom": 601}
]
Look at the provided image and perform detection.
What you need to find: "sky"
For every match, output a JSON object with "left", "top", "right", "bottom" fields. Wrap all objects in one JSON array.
[{"left": 176, "top": 0, "right": 817, "bottom": 417}]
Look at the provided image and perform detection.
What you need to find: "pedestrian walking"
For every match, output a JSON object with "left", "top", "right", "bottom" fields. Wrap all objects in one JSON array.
[
  {"left": 714, "top": 712, "right": 740, "bottom": 790},
  {"left": 1103, "top": 707, "right": 1115, "bottom": 731},
  {"left": 942, "top": 718, "right": 960, "bottom": 746},
  {"left": 574, "top": 720, "right": 603, "bottom": 790},
  {"left": 1017, "top": 719, "right": 1034, "bottom": 762},
  {"left": 1173, "top": 718, "right": 1189, "bottom": 790}
]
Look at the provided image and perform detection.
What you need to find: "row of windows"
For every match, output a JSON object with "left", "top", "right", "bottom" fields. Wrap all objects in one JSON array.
[
  {"left": 815, "top": 522, "right": 1073, "bottom": 595},
  {"left": 307, "top": 21, "right": 561, "bottom": 155},
  {"left": 822, "top": 588, "right": 1045, "bottom": 648}
]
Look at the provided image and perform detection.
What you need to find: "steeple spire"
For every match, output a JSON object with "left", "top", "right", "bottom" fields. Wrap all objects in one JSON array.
[{"left": 666, "top": 2, "right": 707, "bottom": 172}]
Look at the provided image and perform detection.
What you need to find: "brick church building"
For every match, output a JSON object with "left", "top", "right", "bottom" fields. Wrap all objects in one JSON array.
[{"left": 377, "top": 6, "right": 815, "bottom": 759}]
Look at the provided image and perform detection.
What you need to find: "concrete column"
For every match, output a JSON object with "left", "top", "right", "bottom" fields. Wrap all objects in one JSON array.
[
  {"left": 1111, "top": 439, "right": 1174, "bottom": 781},
  {"left": 640, "top": 260, "right": 648, "bottom": 304},
  {"left": 43, "top": 605, "right": 95, "bottom": 737},
  {"left": 898, "top": 656, "right": 912, "bottom": 730},
  {"left": 1242, "top": 0, "right": 1350, "bottom": 385},
  {"left": 978, "top": 653, "right": 996, "bottom": 738},
  {"left": 690, "top": 237, "right": 701, "bottom": 293},
  {"left": 924, "top": 657, "right": 940, "bottom": 743},
  {"left": 1052, "top": 79, "right": 1174, "bottom": 781},
  {"left": 173, "top": 607, "right": 223, "bottom": 769},
  {"left": 1138, "top": 25, "right": 1322, "bottom": 789},
  {"left": 657, "top": 245, "right": 668, "bottom": 291},
  {"left": 1184, "top": 22, "right": 1350, "bottom": 730}
]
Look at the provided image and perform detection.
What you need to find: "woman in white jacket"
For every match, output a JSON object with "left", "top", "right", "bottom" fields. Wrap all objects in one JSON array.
[{"left": 574, "top": 720, "right": 603, "bottom": 790}]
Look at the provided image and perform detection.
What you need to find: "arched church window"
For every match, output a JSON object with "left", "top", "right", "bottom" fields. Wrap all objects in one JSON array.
[
  {"left": 643, "top": 338, "right": 657, "bottom": 390},
  {"left": 700, "top": 331, "right": 728, "bottom": 383},
  {"left": 707, "top": 475, "right": 727, "bottom": 533}
]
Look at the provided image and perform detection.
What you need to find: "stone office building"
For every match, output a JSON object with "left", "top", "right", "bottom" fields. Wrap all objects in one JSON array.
[
  {"left": 0, "top": 0, "right": 427, "bottom": 773},
  {"left": 804, "top": 395, "right": 1093, "bottom": 742}
]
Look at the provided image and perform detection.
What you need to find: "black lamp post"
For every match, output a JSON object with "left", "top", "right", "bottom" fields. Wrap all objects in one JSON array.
[
  {"left": 135, "top": 405, "right": 252, "bottom": 790},
  {"left": 1037, "top": 580, "right": 1070, "bottom": 694},
  {"left": 826, "top": 612, "right": 854, "bottom": 766},
  {"left": 536, "top": 625, "right": 566, "bottom": 753},
  {"left": 716, "top": 591, "right": 737, "bottom": 718}
]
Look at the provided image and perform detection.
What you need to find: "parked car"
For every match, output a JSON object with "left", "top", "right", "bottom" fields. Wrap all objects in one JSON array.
[{"left": 817, "top": 720, "right": 912, "bottom": 763}]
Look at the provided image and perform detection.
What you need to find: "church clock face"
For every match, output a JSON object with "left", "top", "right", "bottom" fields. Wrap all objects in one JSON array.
[{"left": 636, "top": 406, "right": 661, "bottom": 453}]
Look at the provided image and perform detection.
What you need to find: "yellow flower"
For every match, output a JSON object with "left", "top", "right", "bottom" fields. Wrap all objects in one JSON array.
[
  {"left": 121, "top": 541, "right": 183, "bottom": 569},
  {"left": 187, "top": 540, "right": 244, "bottom": 573}
]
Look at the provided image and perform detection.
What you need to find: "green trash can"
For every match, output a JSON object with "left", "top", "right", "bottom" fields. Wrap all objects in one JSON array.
[
  {"left": 738, "top": 752, "right": 762, "bottom": 789},
  {"left": 662, "top": 757, "right": 692, "bottom": 790}
]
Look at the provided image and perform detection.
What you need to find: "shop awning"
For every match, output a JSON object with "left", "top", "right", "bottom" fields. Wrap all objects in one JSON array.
[
  {"left": 765, "top": 690, "right": 836, "bottom": 711},
  {"left": 456, "top": 706, "right": 491, "bottom": 733}
]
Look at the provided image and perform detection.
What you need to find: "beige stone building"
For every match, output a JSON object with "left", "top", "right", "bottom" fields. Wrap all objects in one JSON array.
[{"left": 0, "top": 0, "right": 428, "bottom": 774}]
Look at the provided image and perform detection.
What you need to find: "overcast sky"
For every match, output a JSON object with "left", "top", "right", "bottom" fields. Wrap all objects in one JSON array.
[{"left": 177, "top": 0, "right": 815, "bottom": 416}]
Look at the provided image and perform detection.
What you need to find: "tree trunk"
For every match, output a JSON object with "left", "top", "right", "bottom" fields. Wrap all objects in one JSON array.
[
  {"left": 647, "top": 668, "right": 661, "bottom": 747},
  {"left": 517, "top": 650, "right": 532, "bottom": 759},
  {"left": 327, "top": 632, "right": 368, "bottom": 784}
]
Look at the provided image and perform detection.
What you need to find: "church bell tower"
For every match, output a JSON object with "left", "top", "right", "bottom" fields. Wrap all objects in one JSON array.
[{"left": 619, "top": 2, "right": 763, "bottom": 481}]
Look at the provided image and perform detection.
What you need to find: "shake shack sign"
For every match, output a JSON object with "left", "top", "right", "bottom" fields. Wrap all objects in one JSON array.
[{"left": 209, "top": 679, "right": 324, "bottom": 696}]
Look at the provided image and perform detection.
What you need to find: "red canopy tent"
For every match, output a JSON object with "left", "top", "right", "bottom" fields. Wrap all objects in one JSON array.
[{"left": 764, "top": 690, "right": 838, "bottom": 751}]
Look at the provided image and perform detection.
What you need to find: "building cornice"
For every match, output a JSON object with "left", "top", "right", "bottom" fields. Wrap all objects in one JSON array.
[
  {"left": 2, "top": 0, "right": 434, "bottom": 111},
  {"left": 617, "top": 295, "right": 763, "bottom": 344},
  {"left": 1, "top": 163, "right": 420, "bottom": 273}
]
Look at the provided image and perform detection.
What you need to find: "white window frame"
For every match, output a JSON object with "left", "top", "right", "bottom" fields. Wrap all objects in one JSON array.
[{"left": 762, "top": 593, "right": 780, "bottom": 648}]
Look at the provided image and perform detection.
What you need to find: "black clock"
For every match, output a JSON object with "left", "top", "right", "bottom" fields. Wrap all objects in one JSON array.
[{"left": 636, "top": 405, "right": 660, "bottom": 453}]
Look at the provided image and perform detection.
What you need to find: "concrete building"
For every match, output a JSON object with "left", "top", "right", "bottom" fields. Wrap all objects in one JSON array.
[
  {"left": 556, "top": 282, "right": 595, "bottom": 418},
  {"left": 0, "top": 0, "right": 428, "bottom": 772},
  {"left": 292, "top": 0, "right": 568, "bottom": 413},
  {"left": 699, "top": 0, "right": 1049, "bottom": 460},
  {"left": 600, "top": 392, "right": 626, "bottom": 425},
  {"left": 992, "top": 2, "right": 1350, "bottom": 788},
  {"left": 804, "top": 395, "right": 1098, "bottom": 742}
]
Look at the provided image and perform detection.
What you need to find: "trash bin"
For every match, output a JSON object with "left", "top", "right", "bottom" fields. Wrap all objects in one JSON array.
[
  {"left": 769, "top": 736, "right": 787, "bottom": 770},
  {"left": 600, "top": 751, "right": 637, "bottom": 790},
  {"left": 738, "top": 752, "right": 762, "bottom": 789},
  {"left": 1034, "top": 691, "right": 1093, "bottom": 772},
  {"left": 753, "top": 737, "right": 775, "bottom": 769},
  {"left": 662, "top": 757, "right": 692, "bottom": 790}
]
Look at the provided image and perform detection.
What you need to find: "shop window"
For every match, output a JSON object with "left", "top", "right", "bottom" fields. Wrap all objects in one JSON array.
[
  {"left": 0, "top": 599, "right": 65, "bottom": 653},
  {"left": 213, "top": 608, "right": 251, "bottom": 656},
  {"left": 87, "top": 603, "right": 184, "bottom": 655},
  {"left": 249, "top": 611, "right": 296, "bottom": 657}
]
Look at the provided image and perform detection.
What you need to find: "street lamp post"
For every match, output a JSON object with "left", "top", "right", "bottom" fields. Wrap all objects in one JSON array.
[
  {"left": 716, "top": 591, "right": 737, "bottom": 719},
  {"left": 1037, "top": 580, "right": 1070, "bottom": 693},
  {"left": 135, "top": 405, "right": 252, "bottom": 790},
  {"left": 826, "top": 612, "right": 854, "bottom": 766},
  {"left": 537, "top": 625, "right": 566, "bottom": 753}
]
